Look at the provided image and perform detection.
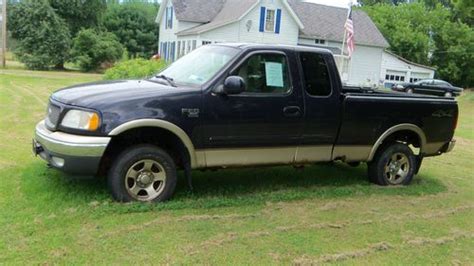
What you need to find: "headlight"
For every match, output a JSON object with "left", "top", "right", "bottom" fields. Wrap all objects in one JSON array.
[{"left": 61, "top": 110, "right": 100, "bottom": 131}]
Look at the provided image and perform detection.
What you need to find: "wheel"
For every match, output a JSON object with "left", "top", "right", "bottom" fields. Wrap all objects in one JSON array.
[
  {"left": 406, "top": 88, "right": 414, "bottom": 94},
  {"left": 368, "top": 143, "right": 416, "bottom": 186},
  {"left": 444, "top": 92, "right": 453, "bottom": 97},
  {"left": 108, "top": 144, "right": 177, "bottom": 202}
]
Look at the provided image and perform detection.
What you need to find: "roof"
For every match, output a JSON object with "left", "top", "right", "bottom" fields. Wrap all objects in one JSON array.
[
  {"left": 384, "top": 50, "right": 436, "bottom": 70},
  {"left": 156, "top": 0, "right": 225, "bottom": 24},
  {"left": 288, "top": 0, "right": 389, "bottom": 48},
  {"left": 176, "top": 0, "right": 304, "bottom": 36},
  {"left": 173, "top": 0, "right": 226, "bottom": 23},
  {"left": 211, "top": 42, "right": 335, "bottom": 54}
]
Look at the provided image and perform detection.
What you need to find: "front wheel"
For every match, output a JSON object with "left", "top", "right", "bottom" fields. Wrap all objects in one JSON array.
[
  {"left": 108, "top": 145, "right": 177, "bottom": 202},
  {"left": 368, "top": 143, "right": 417, "bottom": 186},
  {"left": 406, "top": 88, "right": 414, "bottom": 94}
]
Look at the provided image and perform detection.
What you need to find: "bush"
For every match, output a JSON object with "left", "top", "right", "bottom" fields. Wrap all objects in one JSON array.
[
  {"left": 8, "top": 0, "right": 71, "bottom": 70},
  {"left": 103, "top": 58, "right": 167, "bottom": 80},
  {"left": 71, "top": 29, "right": 124, "bottom": 72}
]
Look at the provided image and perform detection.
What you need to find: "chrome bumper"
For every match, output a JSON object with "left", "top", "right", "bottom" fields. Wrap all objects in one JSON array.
[
  {"left": 33, "top": 120, "right": 111, "bottom": 174},
  {"left": 34, "top": 120, "right": 110, "bottom": 157}
]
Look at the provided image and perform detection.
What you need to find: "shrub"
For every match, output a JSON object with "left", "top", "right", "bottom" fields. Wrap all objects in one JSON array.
[
  {"left": 71, "top": 29, "right": 124, "bottom": 72},
  {"left": 8, "top": 0, "right": 71, "bottom": 70},
  {"left": 103, "top": 58, "right": 167, "bottom": 80}
]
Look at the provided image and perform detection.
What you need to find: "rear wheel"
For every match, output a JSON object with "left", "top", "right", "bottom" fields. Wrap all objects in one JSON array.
[
  {"left": 368, "top": 143, "right": 416, "bottom": 186},
  {"left": 108, "top": 145, "right": 177, "bottom": 202}
]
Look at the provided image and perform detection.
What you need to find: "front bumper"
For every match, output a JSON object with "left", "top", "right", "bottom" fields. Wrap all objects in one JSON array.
[{"left": 33, "top": 120, "right": 111, "bottom": 175}]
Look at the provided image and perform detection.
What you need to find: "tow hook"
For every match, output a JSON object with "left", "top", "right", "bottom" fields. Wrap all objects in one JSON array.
[{"left": 32, "top": 139, "right": 44, "bottom": 156}]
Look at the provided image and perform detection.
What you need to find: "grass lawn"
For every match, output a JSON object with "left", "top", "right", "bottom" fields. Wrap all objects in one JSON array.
[{"left": 0, "top": 68, "right": 473, "bottom": 264}]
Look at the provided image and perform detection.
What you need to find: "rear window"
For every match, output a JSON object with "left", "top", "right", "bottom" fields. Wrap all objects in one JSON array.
[{"left": 300, "top": 52, "right": 332, "bottom": 96}]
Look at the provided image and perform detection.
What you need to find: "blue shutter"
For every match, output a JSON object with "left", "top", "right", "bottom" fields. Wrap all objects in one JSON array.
[
  {"left": 275, "top": 9, "right": 282, "bottom": 34},
  {"left": 171, "top": 42, "right": 176, "bottom": 62},
  {"left": 259, "top": 7, "right": 266, "bottom": 32},
  {"left": 165, "top": 7, "right": 168, "bottom": 29},
  {"left": 164, "top": 42, "right": 168, "bottom": 61},
  {"left": 170, "top": 7, "right": 173, "bottom": 29}
]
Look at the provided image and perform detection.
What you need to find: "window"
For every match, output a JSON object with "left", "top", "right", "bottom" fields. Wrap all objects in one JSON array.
[
  {"left": 265, "top": 9, "right": 276, "bottom": 32},
  {"left": 192, "top": 40, "right": 197, "bottom": 50},
  {"left": 158, "top": 46, "right": 239, "bottom": 86},
  {"left": 315, "top": 39, "right": 326, "bottom": 45},
  {"left": 232, "top": 53, "right": 290, "bottom": 94},
  {"left": 202, "top": 41, "right": 212, "bottom": 45},
  {"left": 166, "top": 7, "right": 173, "bottom": 29},
  {"left": 300, "top": 52, "right": 332, "bottom": 96}
]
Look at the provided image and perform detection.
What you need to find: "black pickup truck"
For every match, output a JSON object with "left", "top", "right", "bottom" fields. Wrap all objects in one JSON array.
[{"left": 33, "top": 44, "right": 458, "bottom": 202}]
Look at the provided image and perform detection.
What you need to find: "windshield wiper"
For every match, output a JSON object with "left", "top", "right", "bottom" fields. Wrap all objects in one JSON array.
[{"left": 155, "top": 74, "right": 177, "bottom": 87}]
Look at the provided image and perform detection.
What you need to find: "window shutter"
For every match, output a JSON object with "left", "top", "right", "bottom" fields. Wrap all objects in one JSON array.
[
  {"left": 170, "top": 7, "right": 173, "bottom": 29},
  {"left": 165, "top": 7, "right": 169, "bottom": 29},
  {"left": 171, "top": 42, "right": 176, "bottom": 61},
  {"left": 259, "top": 7, "right": 266, "bottom": 32},
  {"left": 275, "top": 9, "right": 282, "bottom": 34}
]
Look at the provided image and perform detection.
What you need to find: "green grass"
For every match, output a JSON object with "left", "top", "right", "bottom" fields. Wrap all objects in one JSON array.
[{"left": 0, "top": 68, "right": 473, "bottom": 264}]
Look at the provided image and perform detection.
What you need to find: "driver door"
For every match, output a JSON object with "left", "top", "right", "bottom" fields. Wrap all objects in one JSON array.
[{"left": 200, "top": 50, "right": 304, "bottom": 167}]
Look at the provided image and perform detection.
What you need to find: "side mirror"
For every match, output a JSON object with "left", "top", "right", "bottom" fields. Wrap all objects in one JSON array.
[{"left": 213, "top": 76, "right": 245, "bottom": 95}]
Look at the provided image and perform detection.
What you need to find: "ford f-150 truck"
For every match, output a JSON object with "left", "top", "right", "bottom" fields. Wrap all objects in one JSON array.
[{"left": 33, "top": 44, "right": 458, "bottom": 202}]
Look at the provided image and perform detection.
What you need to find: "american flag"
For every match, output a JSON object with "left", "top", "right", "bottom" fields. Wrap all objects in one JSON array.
[{"left": 344, "top": 8, "right": 355, "bottom": 57}]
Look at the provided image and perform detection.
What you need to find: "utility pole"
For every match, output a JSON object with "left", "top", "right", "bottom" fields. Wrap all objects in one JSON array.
[{"left": 1, "top": 0, "right": 6, "bottom": 68}]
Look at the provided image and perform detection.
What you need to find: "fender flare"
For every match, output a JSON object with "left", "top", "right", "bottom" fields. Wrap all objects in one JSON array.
[
  {"left": 368, "top": 123, "right": 427, "bottom": 161},
  {"left": 108, "top": 119, "right": 198, "bottom": 167}
]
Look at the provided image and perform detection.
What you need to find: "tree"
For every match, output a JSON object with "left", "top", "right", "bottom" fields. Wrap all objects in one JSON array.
[
  {"left": 8, "top": 0, "right": 71, "bottom": 70},
  {"left": 102, "top": 2, "right": 159, "bottom": 58},
  {"left": 71, "top": 29, "right": 124, "bottom": 72},
  {"left": 49, "top": 0, "right": 107, "bottom": 37},
  {"left": 362, "top": 2, "right": 474, "bottom": 87},
  {"left": 362, "top": 3, "right": 440, "bottom": 65},
  {"left": 431, "top": 20, "right": 474, "bottom": 87}
]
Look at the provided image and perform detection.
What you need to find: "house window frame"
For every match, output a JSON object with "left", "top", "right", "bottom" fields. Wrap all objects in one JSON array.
[{"left": 264, "top": 8, "right": 276, "bottom": 32}]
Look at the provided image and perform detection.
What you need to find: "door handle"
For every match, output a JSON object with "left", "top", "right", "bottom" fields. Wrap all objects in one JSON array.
[{"left": 283, "top": 106, "right": 301, "bottom": 117}]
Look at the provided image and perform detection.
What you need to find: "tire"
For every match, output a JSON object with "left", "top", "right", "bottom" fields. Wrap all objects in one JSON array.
[
  {"left": 406, "top": 88, "right": 414, "bottom": 94},
  {"left": 444, "top": 92, "right": 453, "bottom": 97},
  {"left": 107, "top": 144, "right": 177, "bottom": 203},
  {"left": 367, "top": 143, "right": 417, "bottom": 186}
]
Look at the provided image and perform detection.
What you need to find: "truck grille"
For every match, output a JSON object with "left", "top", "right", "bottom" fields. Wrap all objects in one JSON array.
[{"left": 45, "top": 103, "right": 61, "bottom": 129}]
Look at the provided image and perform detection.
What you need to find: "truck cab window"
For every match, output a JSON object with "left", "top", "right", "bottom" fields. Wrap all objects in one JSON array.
[
  {"left": 233, "top": 53, "right": 290, "bottom": 94},
  {"left": 300, "top": 52, "right": 332, "bottom": 96}
]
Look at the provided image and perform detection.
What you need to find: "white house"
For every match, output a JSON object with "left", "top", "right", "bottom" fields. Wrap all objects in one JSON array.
[{"left": 156, "top": 0, "right": 435, "bottom": 87}]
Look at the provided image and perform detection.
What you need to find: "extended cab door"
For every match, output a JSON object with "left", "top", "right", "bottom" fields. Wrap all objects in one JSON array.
[
  {"left": 201, "top": 50, "right": 304, "bottom": 167},
  {"left": 296, "top": 52, "right": 341, "bottom": 162}
]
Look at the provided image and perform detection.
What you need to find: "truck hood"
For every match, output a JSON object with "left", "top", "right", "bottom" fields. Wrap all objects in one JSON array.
[{"left": 51, "top": 80, "right": 186, "bottom": 108}]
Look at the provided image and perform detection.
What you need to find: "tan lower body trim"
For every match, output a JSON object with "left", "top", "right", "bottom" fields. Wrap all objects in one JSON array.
[
  {"left": 332, "top": 145, "right": 372, "bottom": 162},
  {"left": 194, "top": 145, "right": 334, "bottom": 168}
]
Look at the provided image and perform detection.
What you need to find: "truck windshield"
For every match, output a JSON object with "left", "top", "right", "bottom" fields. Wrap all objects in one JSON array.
[{"left": 154, "top": 46, "right": 240, "bottom": 87}]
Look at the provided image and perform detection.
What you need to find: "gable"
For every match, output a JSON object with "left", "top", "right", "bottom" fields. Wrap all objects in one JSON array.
[{"left": 176, "top": 0, "right": 303, "bottom": 36}]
